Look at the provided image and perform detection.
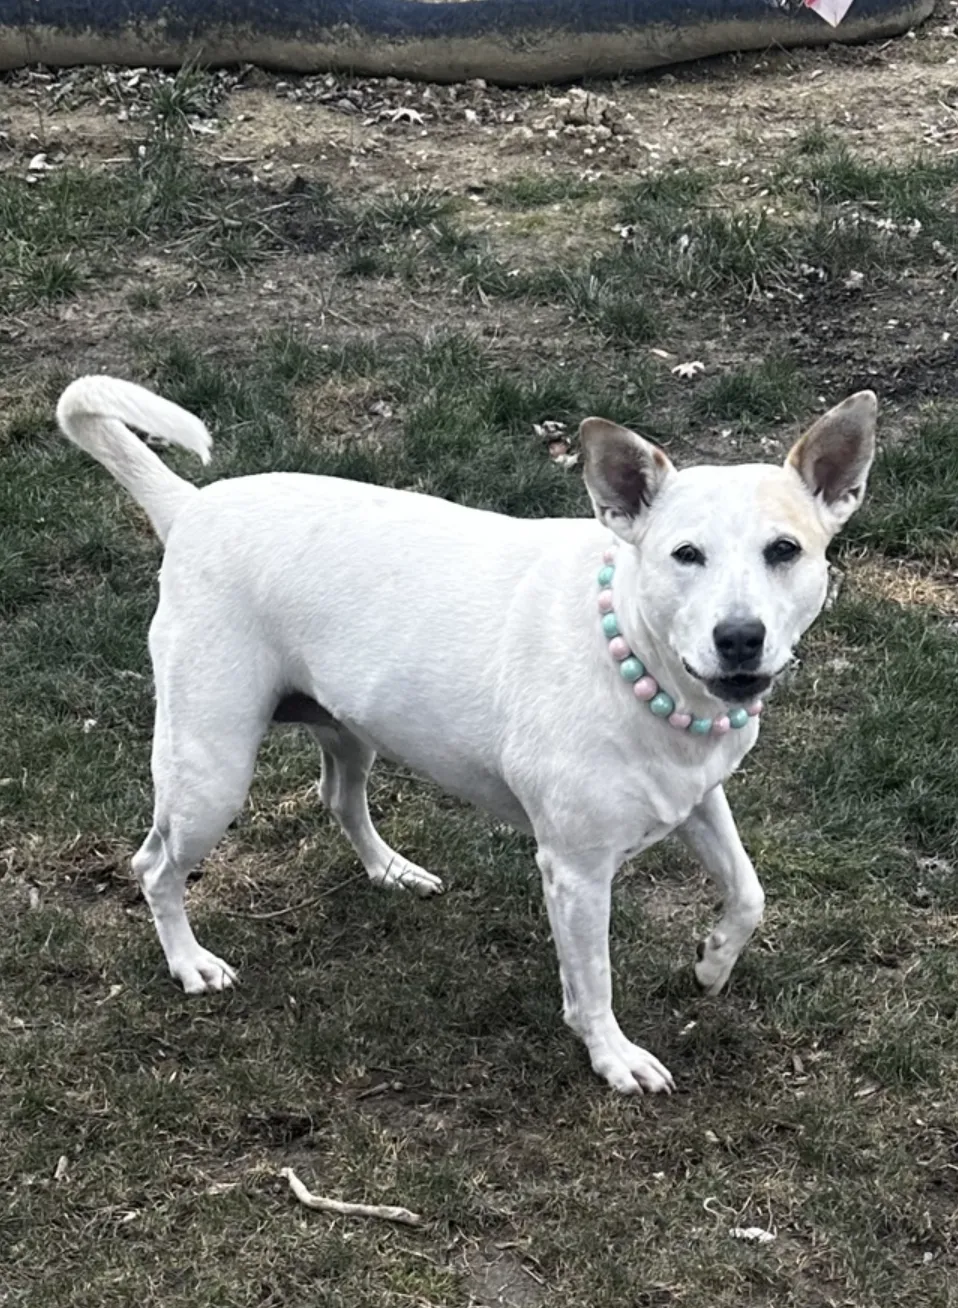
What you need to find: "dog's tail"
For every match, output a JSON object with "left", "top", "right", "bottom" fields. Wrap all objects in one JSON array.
[{"left": 56, "top": 376, "right": 212, "bottom": 545}]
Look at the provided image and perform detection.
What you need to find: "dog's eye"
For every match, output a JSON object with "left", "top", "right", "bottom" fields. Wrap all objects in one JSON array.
[
  {"left": 764, "top": 537, "right": 802, "bottom": 566},
  {"left": 672, "top": 543, "right": 706, "bottom": 566}
]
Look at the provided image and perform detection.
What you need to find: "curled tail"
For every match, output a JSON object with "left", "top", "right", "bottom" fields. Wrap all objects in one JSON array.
[{"left": 56, "top": 376, "right": 212, "bottom": 544}]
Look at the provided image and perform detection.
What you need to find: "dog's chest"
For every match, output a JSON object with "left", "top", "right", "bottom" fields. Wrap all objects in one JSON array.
[{"left": 607, "top": 735, "right": 752, "bottom": 857}]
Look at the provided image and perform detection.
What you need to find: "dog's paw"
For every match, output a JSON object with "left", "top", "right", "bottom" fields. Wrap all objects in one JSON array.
[
  {"left": 172, "top": 947, "right": 238, "bottom": 995},
  {"left": 694, "top": 935, "right": 736, "bottom": 995},
  {"left": 369, "top": 856, "right": 443, "bottom": 897},
  {"left": 590, "top": 1037, "right": 675, "bottom": 1095}
]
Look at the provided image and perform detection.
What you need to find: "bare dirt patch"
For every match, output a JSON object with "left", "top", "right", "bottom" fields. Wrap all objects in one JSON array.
[
  {"left": 3, "top": 13, "right": 957, "bottom": 449},
  {"left": 849, "top": 555, "right": 958, "bottom": 613},
  {"left": 460, "top": 1239, "right": 547, "bottom": 1308}
]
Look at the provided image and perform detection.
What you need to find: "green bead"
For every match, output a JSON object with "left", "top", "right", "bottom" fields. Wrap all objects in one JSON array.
[
  {"left": 601, "top": 613, "right": 620, "bottom": 638},
  {"left": 728, "top": 707, "right": 749, "bottom": 729},
  {"left": 649, "top": 692, "right": 675, "bottom": 717},
  {"left": 689, "top": 717, "right": 712, "bottom": 735},
  {"left": 597, "top": 565, "right": 615, "bottom": 587},
  {"left": 619, "top": 656, "right": 645, "bottom": 683}
]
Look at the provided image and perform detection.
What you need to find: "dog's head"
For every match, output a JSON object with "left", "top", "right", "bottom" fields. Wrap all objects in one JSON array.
[{"left": 580, "top": 392, "right": 876, "bottom": 705}]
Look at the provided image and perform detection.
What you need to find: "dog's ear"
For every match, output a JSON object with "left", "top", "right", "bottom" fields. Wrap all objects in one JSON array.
[
  {"left": 579, "top": 418, "right": 675, "bottom": 544},
  {"left": 786, "top": 391, "right": 877, "bottom": 535}
]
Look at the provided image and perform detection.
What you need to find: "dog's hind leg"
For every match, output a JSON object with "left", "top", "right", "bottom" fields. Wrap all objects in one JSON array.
[
  {"left": 308, "top": 723, "right": 443, "bottom": 897},
  {"left": 677, "top": 785, "right": 765, "bottom": 995},
  {"left": 133, "top": 649, "right": 270, "bottom": 993}
]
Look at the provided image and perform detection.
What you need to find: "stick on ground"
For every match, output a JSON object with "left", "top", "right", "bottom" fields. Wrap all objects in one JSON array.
[{"left": 279, "top": 1166, "right": 424, "bottom": 1227}]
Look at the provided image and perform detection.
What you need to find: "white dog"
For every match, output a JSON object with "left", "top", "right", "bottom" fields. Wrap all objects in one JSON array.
[{"left": 56, "top": 376, "right": 875, "bottom": 1094}]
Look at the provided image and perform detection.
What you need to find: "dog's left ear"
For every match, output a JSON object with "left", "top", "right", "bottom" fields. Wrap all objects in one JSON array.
[
  {"left": 579, "top": 418, "right": 675, "bottom": 545},
  {"left": 786, "top": 390, "right": 877, "bottom": 535}
]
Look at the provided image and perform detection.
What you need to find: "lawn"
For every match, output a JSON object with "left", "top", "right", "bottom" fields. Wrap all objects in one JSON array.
[{"left": 2, "top": 34, "right": 958, "bottom": 1308}]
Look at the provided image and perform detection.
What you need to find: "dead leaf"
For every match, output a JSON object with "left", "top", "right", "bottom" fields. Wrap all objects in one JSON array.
[
  {"left": 389, "top": 107, "right": 424, "bottom": 126},
  {"left": 671, "top": 361, "right": 705, "bottom": 380},
  {"left": 729, "top": 1226, "right": 776, "bottom": 1244}
]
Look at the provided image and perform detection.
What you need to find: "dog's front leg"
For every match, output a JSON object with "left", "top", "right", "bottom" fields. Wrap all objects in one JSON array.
[
  {"left": 536, "top": 845, "right": 674, "bottom": 1095},
  {"left": 677, "top": 785, "right": 765, "bottom": 995}
]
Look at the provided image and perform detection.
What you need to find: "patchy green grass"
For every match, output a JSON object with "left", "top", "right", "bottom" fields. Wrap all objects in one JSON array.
[
  {"left": 794, "top": 120, "right": 833, "bottom": 157},
  {"left": 4, "top": 322, "right": 958, "bottom": 1306},
  {"left": 776, "top": 145, "right": 958, "bottom": 265},
  {"left": 524, "top": 266, "right": 660, "bottom": 344},
  {"left": 0, "top": 78, "right": 445, "bottom": 309},
  {"left": 800, "top": 598, "right": 958, "bottom": 863},
  {"left": 3, "top": 76, "right": 958, "bottom": 1308},
  {"left": 487, "top": 172, "right": 599, "bottom": 209},
  {"left": 0, "top": 127, "right": 284, "bottom": 308},
  {"left": 355, "top": 185, "right": 451, "bottom": 234},
  {"left": 797, "top": 146, "right": 958, "bottom": 226},
  {"left": 693, "top": 358, "right": 810, "bottom": 426},
  {"left": 845, "top": 407, "right": 958, "bottom": 565},
  {"left": 18, "top": 81, "right": 931, "bottom": 330},
  {"left": 616, "top": 168, "right": 711, "bottom": 229}
]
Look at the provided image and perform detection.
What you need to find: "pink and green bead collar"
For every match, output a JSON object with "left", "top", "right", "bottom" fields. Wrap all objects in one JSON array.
[{"left": 597, "top": 550, "right": 763, "bottom": 737}]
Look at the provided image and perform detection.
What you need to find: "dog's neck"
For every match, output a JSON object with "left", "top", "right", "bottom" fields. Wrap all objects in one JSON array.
[{"left": 597, "top": 543, "right": 764, "bottom": 734}]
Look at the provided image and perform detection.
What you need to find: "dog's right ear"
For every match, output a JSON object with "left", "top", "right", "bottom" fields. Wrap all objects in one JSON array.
[{"left": 579, "top": 418, "right": 675, "bottom": 544}]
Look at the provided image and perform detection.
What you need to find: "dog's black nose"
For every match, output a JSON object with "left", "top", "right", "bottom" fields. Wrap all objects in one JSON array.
[{"left": 713, "top": 619, "right": 766, "bottom": 670}]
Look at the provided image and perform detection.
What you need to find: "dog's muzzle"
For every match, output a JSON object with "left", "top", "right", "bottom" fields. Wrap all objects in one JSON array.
[{"left": 701, "top": 619, "right": 774, "bottom": 701}]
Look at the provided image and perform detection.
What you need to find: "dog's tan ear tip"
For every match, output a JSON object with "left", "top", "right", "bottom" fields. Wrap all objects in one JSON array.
[
  {"left": 844, "top": 390, "right": 878, "bottom": 420},
  {"left": 578, "top": 416, "right": 610, "bottom": 442}
]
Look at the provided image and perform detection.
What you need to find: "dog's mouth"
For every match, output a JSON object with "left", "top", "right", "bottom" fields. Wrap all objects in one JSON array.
[
  {"left": 706, "top": 673, "right": 773, "bottom": 703},
  {"left": 683, "top": 662, "right": 774, "bottom": 703}
]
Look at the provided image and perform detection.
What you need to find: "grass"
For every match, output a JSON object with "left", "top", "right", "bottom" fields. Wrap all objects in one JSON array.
[
  {"left": 486, "top": 173, "right": 599, "bottom": 209},
  {"left": 844, "top": 407, "right": 958, "bottom": 565},
  {"left": 6, "top": 75, "right": 943, "bottom": 327},
  {"left": 355, "top": 186, "right": 451, "bottom": 234},
  {"left": 794, "top": 120, "right": 833, "bottom": 156},
  {"left": 617, "top": 168, "right": 711, "bottom": 227},
  {"left": 524, "top": 266, "right": 660, "bottom": 344},
  {"left": 0, "top": 81, "right": 441, "bottom": 309},
  {"left": 777, "top": 144, "right": 958, "bottom": 264},
  {"left": 796, "top": 146, "right": 958, "bottom": 226},
  {"left": 3, "top": 66, "right": 958, "bottom": 1308},
  {"left": 693, "top": 358, "right": 809, "bottom": 426},
  {"left": 0, "top": 129, "right": 278, "bottom": 308}
]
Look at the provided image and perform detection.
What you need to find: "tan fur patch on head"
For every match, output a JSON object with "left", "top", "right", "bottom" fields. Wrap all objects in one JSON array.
[{"left": 756, "top": 474, "right": 830, "bottom": 552}]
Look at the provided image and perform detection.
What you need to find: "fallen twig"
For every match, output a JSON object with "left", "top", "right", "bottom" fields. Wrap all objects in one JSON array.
[
  {"left": 280, "top": 1167, "right": 423, "bottom": 1227},
  {"left": 355, "top": 1080, "right": 402, "bottom": 1101},
  {"left": 220, "top": 873, "right": 364, "bottom": 919}
]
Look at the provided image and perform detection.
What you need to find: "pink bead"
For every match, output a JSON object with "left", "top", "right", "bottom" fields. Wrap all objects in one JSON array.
[
  {"left": 711, "top": 715, "right": 731, "bottom": 735},
  {"left": 608, "top": 636, "right": 630, "bottom": 661},
  {"left": 669, "top": 712, "right": 692, "bottom": 731},
  {"left": 633, "top": 676, "right": 658, "bottom": 701},
  {"left": 603, "top": 549, "right": 615, "bottom": 564},
  {"left": 747, "top": 700, "right": 764, "bottom": 717},
  {"left": 597, "top": 589, "right": 614, "bottom": 613}
]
